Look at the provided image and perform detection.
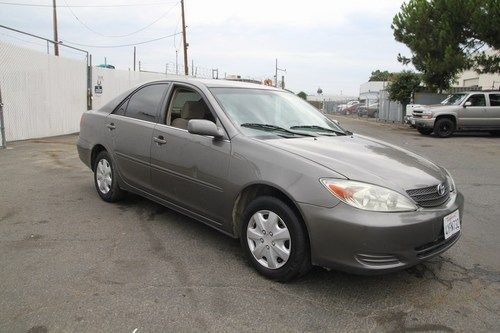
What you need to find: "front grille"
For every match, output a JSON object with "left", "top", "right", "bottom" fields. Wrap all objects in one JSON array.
[{"left": 407, "top": 182, "right": 450, "bottom": 207}]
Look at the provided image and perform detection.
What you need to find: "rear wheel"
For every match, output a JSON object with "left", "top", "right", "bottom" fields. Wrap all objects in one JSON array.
[
  {"left": 240, "top": 196, "right": 311, "bottom": 281},
  {"left": 93, "top": 151, "right": 125, "bottom": 202},
  {"left": 417, "top": 128, "right": 433, "bottom": 135},
  {"left": 434, "top": 118, "right": 455, "bottom": 138}
]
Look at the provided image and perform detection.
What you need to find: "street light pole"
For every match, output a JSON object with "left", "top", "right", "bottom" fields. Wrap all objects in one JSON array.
[
  {"left": 133, "top": 46, "right": 136, "bottom": 71},
  {"left": 175, "top": 50, "right": 179, "bottom": 75},
  {"left": 275, "top": 58, "right": 286, "bottom": 88}
]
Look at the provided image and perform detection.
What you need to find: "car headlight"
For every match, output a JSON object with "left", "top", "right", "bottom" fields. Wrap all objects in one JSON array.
[
  {"left": 443, "top": 169, "right": 456, "bottom": 192},
  {"left": 320, "top": 179, "right": 417, "bottom": 212}
]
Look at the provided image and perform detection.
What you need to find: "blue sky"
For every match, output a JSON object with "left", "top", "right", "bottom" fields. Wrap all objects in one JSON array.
[{"left": 0, "top": 0, "right": 413, "bottom": 96}]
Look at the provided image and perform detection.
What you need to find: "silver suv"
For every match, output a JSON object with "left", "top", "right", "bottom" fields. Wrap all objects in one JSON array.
[{"left": 412, "top": 91, "right": 500, "bottom": 137}]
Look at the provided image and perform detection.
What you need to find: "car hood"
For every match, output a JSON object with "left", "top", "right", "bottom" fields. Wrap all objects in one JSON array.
[
  {"left": 414, "top": 104, "right": 455, "bottom": 112},
  {"left": 264, "top": 134, "right": 446, "bottom": 191}
]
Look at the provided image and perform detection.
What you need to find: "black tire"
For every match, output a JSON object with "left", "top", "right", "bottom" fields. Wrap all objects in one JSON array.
[
  {"left": 240, "top": 196, "right": 311, "bottom": 282},
  {"left": 490, "top": 131, "right": 500, "bottom": 137},
  {"left": 93, "top": 150, "right": 125, "bottom": 202},
  {"left": 417, "top": 128, "right": 433, "bottom": 135},
  {"left": 434, "top": 118, "right": 455, "bottom": 138},
  {"left": 372, "top": 111, "right": 379, "bottom": 118}
]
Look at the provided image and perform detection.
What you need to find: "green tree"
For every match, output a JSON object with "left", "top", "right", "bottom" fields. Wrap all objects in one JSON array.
[
  {"left": 297, "top": 91, "right": 307, "bottom": 100},
  {"left": 369, "top": 70, "right": 392, "bottom": 81},
  {"left": 392, "top": 0, "right": 500, "bottom": 92},
  {"left": 387, "top": 71, "right": 422, "bottom": 109}
]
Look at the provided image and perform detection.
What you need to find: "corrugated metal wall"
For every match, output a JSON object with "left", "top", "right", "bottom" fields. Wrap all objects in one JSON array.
[
  {"left": 0, "top": 41, "right": 87, "bottom": 141},
  {"left": 414, "top": 92, "right": 447, "bottom": 105}
]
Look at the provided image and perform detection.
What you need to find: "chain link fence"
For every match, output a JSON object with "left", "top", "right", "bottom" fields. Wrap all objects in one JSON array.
[
  {"left": 0, "top": 87, "right": 5, "bottom": 148},
  {"left": 378, "top": 90, "right": 403, "bottom": 123},
  {"left": 0, "top": 25, "right": 90, "bottom": 144}
]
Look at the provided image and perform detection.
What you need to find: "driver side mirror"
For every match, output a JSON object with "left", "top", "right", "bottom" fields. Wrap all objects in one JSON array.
[
  {"left": 463, "top": 101, "right": 472, "bottom": 107},
  {"left": 188, "top": 119, "right": 224, "bottom": 139}
]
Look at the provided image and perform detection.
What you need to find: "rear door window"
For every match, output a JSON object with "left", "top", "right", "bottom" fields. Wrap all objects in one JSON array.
[
  {"left": 124, "top": 84, "right": 168, "bottom": 122},
  {"left": 489, "top": 94, "right": 500, "bottom": 106}
]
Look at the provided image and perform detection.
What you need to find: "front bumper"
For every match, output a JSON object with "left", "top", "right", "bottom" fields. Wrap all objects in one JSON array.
[
  {"left": 405, "top": 115, "right": 414, "bottom": 126},
  {"left": 299, "top": 191, "right": 464, "bottom": 274},
  {"left": 413, "top": 117, "right": 435, "bottom": 129}
]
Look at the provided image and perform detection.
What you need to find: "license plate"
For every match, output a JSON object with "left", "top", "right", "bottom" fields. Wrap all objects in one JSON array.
[
  {"left": 443, "top": 210, "right": 460, "bottom": 239},
  {"left": 411, "top": 119, "right": 415, "bottom": 125}
]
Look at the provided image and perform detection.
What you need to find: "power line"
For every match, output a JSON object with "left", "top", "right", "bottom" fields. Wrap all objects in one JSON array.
[
  {"left": 0, "top": 1, "right": 178, "bottom": 7},
  {"left": 172, "top": 14, "right": 182, "bottom": 50},
  {"left": 61, "top": 31, "right": 182, "bottom": 48},
  {"left": 63, "top": 0, "right": 179, "bottom": 38}
]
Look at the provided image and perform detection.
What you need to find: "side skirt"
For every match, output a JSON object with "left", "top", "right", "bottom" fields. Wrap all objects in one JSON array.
[{"left": 119, "top": 179, "right": 237, "bottom": 239}]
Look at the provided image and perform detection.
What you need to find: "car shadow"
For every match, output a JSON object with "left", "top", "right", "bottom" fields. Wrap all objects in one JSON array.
[
  {"left": 116, "top": 192, "right": 497, "bottom": 289},
  {"left": 106, "top": 191, "right": 500, "bottom": 331}
]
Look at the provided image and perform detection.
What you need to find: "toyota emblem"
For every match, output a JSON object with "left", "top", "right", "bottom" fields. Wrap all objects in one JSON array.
[{"left": 437, "top": 183, "right": 446, "bottom": 196}]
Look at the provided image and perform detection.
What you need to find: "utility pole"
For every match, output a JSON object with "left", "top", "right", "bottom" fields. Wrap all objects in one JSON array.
[
  {"left": 180, "top": 0, "right": 189, "bottom": 75},
  {"left": 52, "top": 0, "right": 59, "bottom": 56},
  {"left": 133, "top": 46, "right": 136, "bottom": 71},
  {"left": 274, "top": 58, "right": 286, "bottom": 88}
]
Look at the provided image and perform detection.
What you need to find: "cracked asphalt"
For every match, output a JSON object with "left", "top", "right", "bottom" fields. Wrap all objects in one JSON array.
[{"left": 0, "top": 117, "right": 499, "bottom": 332}]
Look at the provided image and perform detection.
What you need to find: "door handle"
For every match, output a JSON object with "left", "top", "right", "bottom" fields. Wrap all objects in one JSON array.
[
  {"left": 153, "top": 136, "right": 167, "bottom": 145},
  {"left": 106, "top": 123, "right": 116, "bottom": 130}
]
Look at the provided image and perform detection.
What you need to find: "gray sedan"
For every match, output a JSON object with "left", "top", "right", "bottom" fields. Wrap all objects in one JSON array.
[{"left": 77, "top": 78, "right": 464, "bottom": 281}]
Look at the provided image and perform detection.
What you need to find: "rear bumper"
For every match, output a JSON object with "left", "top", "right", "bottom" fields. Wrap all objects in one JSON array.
[
  {"left": 76, "top": 136, "right": 92, "bottom": 169},
  {"left": 299, "top": 191, "right": 464, "bottom": 274}
]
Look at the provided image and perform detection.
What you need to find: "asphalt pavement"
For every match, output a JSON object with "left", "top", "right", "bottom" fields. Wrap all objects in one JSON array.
[{"left": 0, "top": 117, "right": 498, "bottom": 332}]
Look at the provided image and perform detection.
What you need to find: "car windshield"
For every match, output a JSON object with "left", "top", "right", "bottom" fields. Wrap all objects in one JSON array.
[
  {"left": 441, "top": 93, "right": 467, "bottom": 105},
  {"left": 210, "top": 88, "right": 346, "bottom": 138}
]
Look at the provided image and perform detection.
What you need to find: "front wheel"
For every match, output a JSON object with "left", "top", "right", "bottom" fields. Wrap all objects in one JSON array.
[
  {"left": 417, "top": 128, "right": 433, "bottom": 135},
  {"left": 434, "top": 118, "right": 455, "bottom": 138},
  {"left": 490, "top": 131, "right": 500, "bottom": 137},
  {"left": 93, "top": 151, "right": 125, "bottom": 202},
  {"left": 240, "top": 196, "right": 311, "bottom": 281}
]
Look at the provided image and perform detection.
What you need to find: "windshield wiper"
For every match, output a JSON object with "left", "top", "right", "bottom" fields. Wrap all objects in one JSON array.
[
  {"left": 241, "top": 123, "right": 317, "bottom": 137},
  {"left": 290, "top": 125, "right": 347, "bottom": 136}
]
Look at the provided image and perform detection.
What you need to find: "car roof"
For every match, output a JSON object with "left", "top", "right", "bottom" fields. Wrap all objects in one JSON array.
[
  {"left": 144, "top": 77, "right": 282, "bottom": 91},
  {"left": 453, "top": 90, "right": 500, "bottom": 94}
]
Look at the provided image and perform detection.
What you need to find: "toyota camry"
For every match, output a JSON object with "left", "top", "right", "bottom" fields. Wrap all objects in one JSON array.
[{"left": 77, "top": 78, "right": 463, "bottom": 281}]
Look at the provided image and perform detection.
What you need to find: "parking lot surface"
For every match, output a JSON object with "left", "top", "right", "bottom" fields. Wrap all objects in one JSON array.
[{"left": 1, "top": 117, "right": 499, "bottom": 332}]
